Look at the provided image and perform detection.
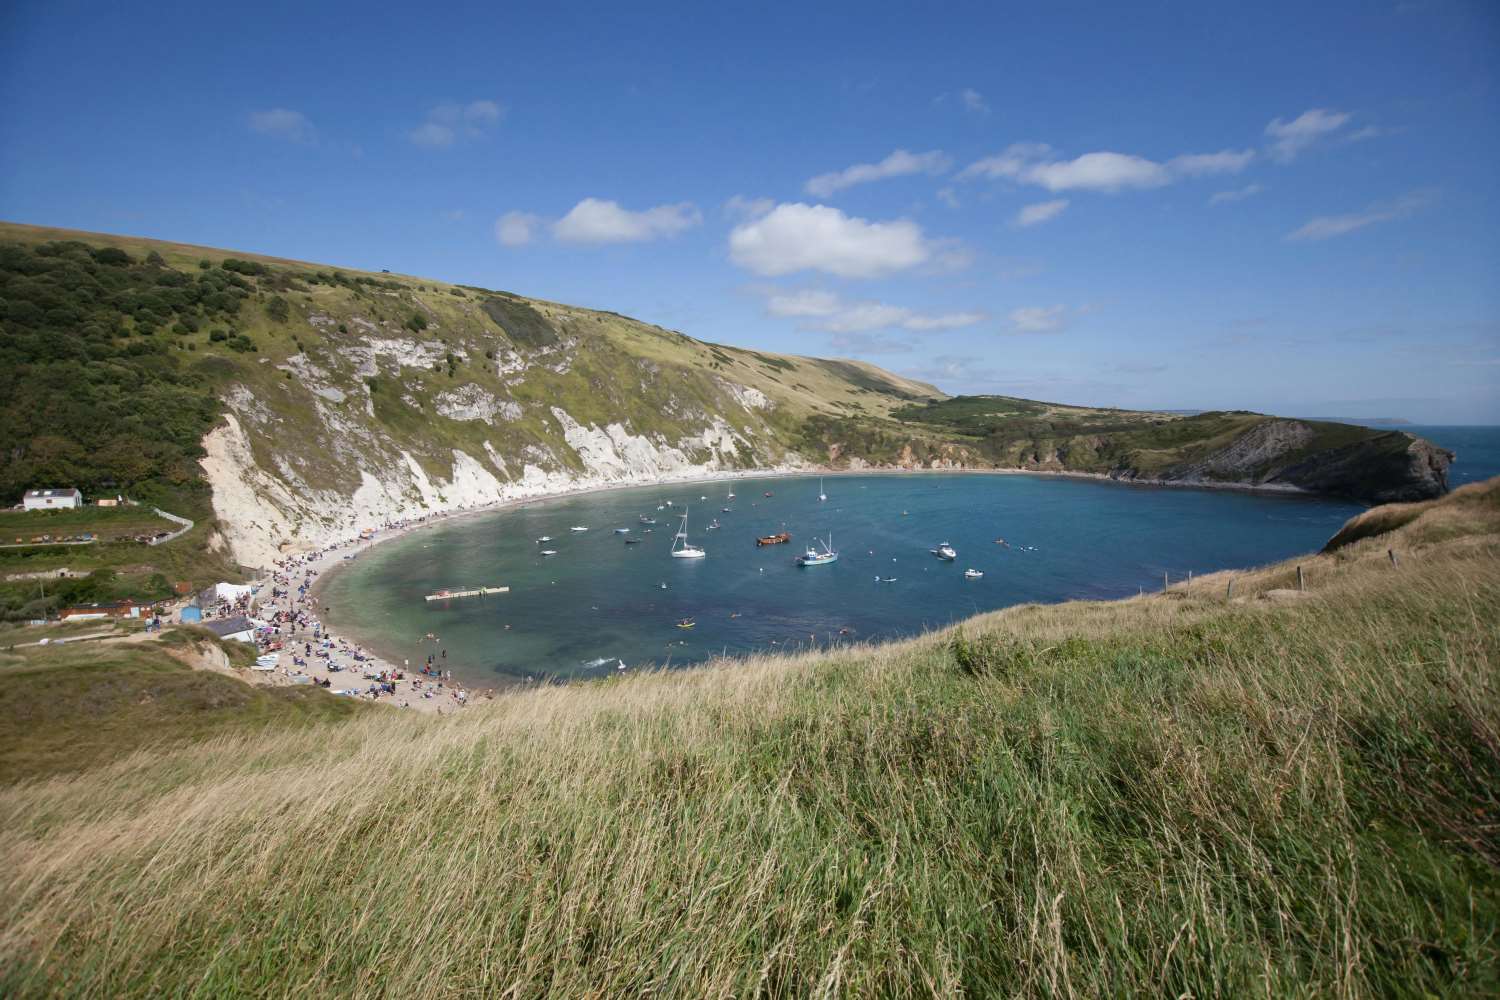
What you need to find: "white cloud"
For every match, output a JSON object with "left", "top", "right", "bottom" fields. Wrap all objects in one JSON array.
[
  {"left": 960, "top": 88, "right": 990, "bottom": 114},
  {"left": 936, "top": 186, "right": 960, "bottom": 209},
  {"left": 761, "top": 287, "right": 983, "bottom": 334},
  {"left": 248, "top": 108, "right": 315, "bottom": 143},
  {"left": 552, "top": 198, "right": 701, "bottom": 244},
  {"left": 1008, "top": 305, "right": 1070, "bottom": 334},
  {"left": 961, "top": 143, "right": 1250, "bottom": 193},
  {"left": 410, "top": 100, "right": 505, "bottom": 148},
  {"left": 1286, "top": 190, "right": 1434, "bottom": 242},
  {"left": 494, "top": 211, "right": 541, "bottom": 247},
  {"left": 1015, "top": 199, "right": 1069, "bottom": 227},
  {"left": 1209, "top": 183, "right": 1265, "bottom": 205},
  {"left": 1167, "top": 149, "right": 1256, "bottom": 176},
  {"left": 723, "top": 195, "right": 774, "bottom": 219},
  {"left": 1265, "top": 108, "right": 1350, "bottom": 162},
  {"left": 728, "top": 203, "right": 932, "bottom": 279},
  {"left": 805, "top": 149, "right": 952, "bottom": 198}
]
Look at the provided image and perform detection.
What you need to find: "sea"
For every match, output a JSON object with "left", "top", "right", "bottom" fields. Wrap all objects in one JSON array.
[{"left": 319, "top": 425, "right": 1497, "bottom": 687}]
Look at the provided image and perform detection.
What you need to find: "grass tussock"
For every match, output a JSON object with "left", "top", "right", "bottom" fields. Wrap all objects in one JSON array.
[{"left": 1, "top": 482, "right": 1498, "bottom": 997}]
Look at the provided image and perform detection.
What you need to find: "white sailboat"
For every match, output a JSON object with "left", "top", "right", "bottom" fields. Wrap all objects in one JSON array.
[
  {"left": 670, "top": 508, "right": 706, "bottom": 559},
  {"left": 818, "top": 477, "right": 827, "bottom": 502}
]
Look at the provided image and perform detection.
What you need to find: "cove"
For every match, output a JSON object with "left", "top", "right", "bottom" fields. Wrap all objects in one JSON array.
[{"left": 318, "top": 473, "right": 1362, "bottom": 686}]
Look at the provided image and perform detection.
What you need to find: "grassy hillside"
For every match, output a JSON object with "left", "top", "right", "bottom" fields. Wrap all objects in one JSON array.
[
  {"left": 2, "top": 481, "right": 1495, "bottom": 996},
  {"left": 0, "top": 222, "right": 1452, "bottom": 611}
]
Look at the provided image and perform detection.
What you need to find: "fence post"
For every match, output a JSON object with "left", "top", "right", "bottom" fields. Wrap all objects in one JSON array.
[
  {"left": 1226, "top": 578, "right": 1234, "bottom": 600},
  {"left": 1163, "top": 571, "right": 1169, "bottom": 593},
  {"left": 1388, "top": 548, "right": 1399, "bottom": 569},
  {"left": 1297, "top": 565, "right": 1305, "bottom": 592}
]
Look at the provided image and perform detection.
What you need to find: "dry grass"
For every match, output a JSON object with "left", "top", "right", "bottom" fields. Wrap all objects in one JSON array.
[{"left": 1, "top": 483, "right": 1497, "bottom": 997}]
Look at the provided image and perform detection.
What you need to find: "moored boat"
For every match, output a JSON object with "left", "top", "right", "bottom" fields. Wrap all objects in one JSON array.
[
  {"left": 670, "top": 509, "right": 706, "bottom": 559},
  {"left": 796, "top": 534, "right": 838, "bottom": 567},
  {"left": 756, "top": 531, "right": 792, "bottom": 547}
]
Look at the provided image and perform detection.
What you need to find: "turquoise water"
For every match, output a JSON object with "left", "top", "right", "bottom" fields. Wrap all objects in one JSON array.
[{"left": 321, "top": 473, "right": 1367, "bottom": 685}]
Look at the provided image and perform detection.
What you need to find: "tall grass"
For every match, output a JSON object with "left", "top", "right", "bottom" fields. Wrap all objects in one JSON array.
[{"left": 1, "top": 485, "right": 1497, "bottom": 997}]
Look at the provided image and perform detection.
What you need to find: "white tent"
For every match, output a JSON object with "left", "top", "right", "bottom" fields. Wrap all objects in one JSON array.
[{"left": 200, "top": 582, "right": 253, "bottom": 605}]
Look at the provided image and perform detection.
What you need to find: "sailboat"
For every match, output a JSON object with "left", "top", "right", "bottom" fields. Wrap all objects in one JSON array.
[
  {"left": 795, "top": 534, "right": 838, "bottom": 567},
  {"left": 670, "top": 508, "right": 706, "bottom": 559},
  {"left": 818, "top": 476, "right": 827, "bottom": 502}
]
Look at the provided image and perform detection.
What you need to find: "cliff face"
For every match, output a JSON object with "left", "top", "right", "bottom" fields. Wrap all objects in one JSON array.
[
  {"left": 0, "top": 225, "right": 1452, "bottom": 576},
  {"left": 1151, "top": 421, "right": 1452, "bottom": 502}
]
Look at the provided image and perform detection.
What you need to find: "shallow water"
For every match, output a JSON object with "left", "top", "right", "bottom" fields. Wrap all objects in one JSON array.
[{"left": 321, "top": 473, "right": 1368, "bottom": 686}]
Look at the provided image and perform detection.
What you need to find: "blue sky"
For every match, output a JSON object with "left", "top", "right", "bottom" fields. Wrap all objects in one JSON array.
[{"left": 2, "top": 0, "right": 1497, "bottom": 422}]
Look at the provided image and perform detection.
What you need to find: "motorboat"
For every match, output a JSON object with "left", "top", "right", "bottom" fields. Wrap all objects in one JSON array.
[
  {"left": 614, "top": 527, "right": 630, "bottom": 534},
  {"left": 707, "top": 519, "right": 720, "bottom": 530},
  {"left": 818, "top": 477, "right": 827, "bottom": 502},
  {"left": 539, "top": 549, "right": 558, "bottom": 556},
  {"left": 756, "top": 531, "right": 791, "bottom": 547},
  {"left": 795, "top": 535, "right": 838, "bottom": 567},
  {"left": 670, "top": 509, "right": 706, "bottom": 559},
  {"left": 964, "top": 568, "right": 984, "bottom": 579},
  {"left": 932, "top": 543, "right": 957, "bottom": 561},
  {"left": 624, "top": 538, "right": 642, "bottom": 545},
  {"left": 639, "top": 515, "right": 657, "bottom": 525},
  {"left": 535, "top": 536, "right": 552, "bottom": 543},
  {"left": 570, "top": 526, "right": 589, "bottom": 532}
]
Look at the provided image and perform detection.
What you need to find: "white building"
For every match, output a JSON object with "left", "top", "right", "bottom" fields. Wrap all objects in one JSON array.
[
  {"left": 23, "top": 488, "right": 83, "bottom": 511},
  {"left": 202, "top": 615, "right": 257, "bottom": 645}
]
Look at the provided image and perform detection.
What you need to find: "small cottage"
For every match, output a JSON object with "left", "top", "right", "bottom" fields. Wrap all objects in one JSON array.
[
  {"left": 202, "top": 615, "right": 257, "bottom": 644},
  {"left": 23, "top": 488, "right": 83, "bottom": 511}
]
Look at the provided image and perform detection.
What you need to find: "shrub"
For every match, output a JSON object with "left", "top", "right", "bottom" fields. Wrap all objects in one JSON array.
[
  {"left": 405, "top": 311, "right": 428, "bottom": 333},
  {"left": 266, "top": 296, "right": 290, "bottom": 323}
]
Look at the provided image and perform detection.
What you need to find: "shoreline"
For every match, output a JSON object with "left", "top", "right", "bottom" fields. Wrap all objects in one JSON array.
[{"left": 303, "top": 464, "right": 1350, "bottom": 700}]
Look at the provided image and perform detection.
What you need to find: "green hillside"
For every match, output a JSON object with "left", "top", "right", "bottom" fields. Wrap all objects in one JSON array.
[
  {"left": 2, "top": 479, "right": 1495, "bottom": 996},
  {"left": 0, "top": 222, "right": 1453, "bottom": 619}
]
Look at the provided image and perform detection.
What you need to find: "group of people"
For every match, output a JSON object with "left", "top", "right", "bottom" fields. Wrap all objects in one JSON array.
[{"left": 232, "top": 531, "right": 476, "bottom": 712}]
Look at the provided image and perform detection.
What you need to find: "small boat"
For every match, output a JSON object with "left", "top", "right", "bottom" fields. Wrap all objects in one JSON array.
[
  {"left": 876, "top": 576, "right": 898, "bottom": 583},
  {"left": 657, "top": 505, "right": 666, "bottom": 511},
  {"left": 539, "top": 549, "right": 558, "bottom": 556},
  {"left": 727, "top": 492, "right": 736, "bottom": 499},
  {"left": 676, "top": 618, "right": 696, "bottom": 629},
  {"left": 700, "top": 495, "right": 708, "bottom": 501},
  {"left": 932, "top": 543, "right": 957, "bottom": 561},
  {"left": 614, "top": 527, "right": 630, "bottom": 534},
  {"left": 764, "top": 491, "right": 774, "bottom": 497},
  {"left": 818, "top": 477, "right": 827, "bottom": 502},
  {"left": 584, "top": 656, "right": 624, "bottom": 670},
  {"left": 639, "top": 515, "right": 657, "bottom": 525},
  {"left": 796, "top": 534, "right": 838, "bottom": 567},
  {"left": 707, "top": 519, "right": 720, "bottom": 530},
  {"left": 670, "top": 509, "right": 706, "bottom": 559},
  {"left": 570, "top": 525, "right": 589, "bottom": 532},
  {"left": 624, "top": 538, "right": 642, "bottom": 545},
  {"left": 721, "top": 507, "right": 734, "bottom": 513},
  {"left": 756, "top": 531, "right": 792, "bottom": 547},
  {"left": 964, "top": 569, "right": 984, "bottom": 579},
  {"left": 660, "top": 582, "right": 667, "bottom": 589},
  {"left": 535, "top": 535, "right": 552, "bottom": 543}
]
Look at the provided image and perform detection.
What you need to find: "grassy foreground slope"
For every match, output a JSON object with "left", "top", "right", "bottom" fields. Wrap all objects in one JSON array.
[{"left": 2, "top": 482, "right": 1496, "bottom": 996}]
